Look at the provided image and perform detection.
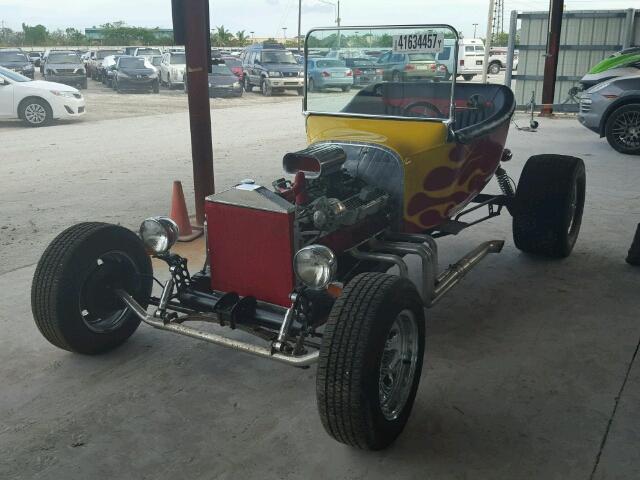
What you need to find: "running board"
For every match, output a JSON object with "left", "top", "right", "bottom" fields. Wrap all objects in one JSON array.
[
  {"left": 115, "top": 289, "right": 319, "bottom": 367},
  {"left": 431, "top": 240, "right": 504, "bottom": 305}
]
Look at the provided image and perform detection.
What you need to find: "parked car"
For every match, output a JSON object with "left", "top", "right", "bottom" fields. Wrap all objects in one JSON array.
[
  {"left": 435, "top": 41, "right": 455, "bottom": 80},
  {"left": 344, "top": 57, "right": 383, "bottom": 87},
  {"left": 88, "top": 49, "right": 122, "bottom": 81},
  {"left": 0, "top": 65, "right": 85, "bottom": 127},
  {"left": 102, "top": 55, "right": 122, "bottom": 87},
  {"left": 578, "top": 75, "right": 640, "bottom": 154},
  {"left": 221, "top": 56, "right": 243, "bottom": 78},
  {"left": 149, "top": 55, "right": 163, "bottom": 77},
  {"left": 457, "top": 38, "right": 485, "bottom": 81},
  {"left": 184, "top": 62, "right": 243, "bottom": 97},
  {"left": 159, "top": 51, "right": 186, "bottom": 89},
  {"left": 27, "top": 51, "right": 43, "bottom": 67},
  {"left": 112, "top": 56, "right": 160, "bottom": 94},
  {"left": 306, "top": 58, "right": 353, "bottom": 92},
  {"left": 43, "top": 52, "right": 87, "bottom": 89},
  {"left": 579, "top": 47, "right": 640, "bottom": 91},
  {"left": 133, "top": 47, "right": 162, "bottom": 60},
  {"left": 375, "top": 50, "right": 443, "bottom": 82},
  {"left": 240, "top": 42, "right": 304, "bottom": 96},
  {"left": 325, "top": 48, "right": 367, "bottom": 61},
  {"left": 0, "top": 50, "right": 35, "bottom": 79}
]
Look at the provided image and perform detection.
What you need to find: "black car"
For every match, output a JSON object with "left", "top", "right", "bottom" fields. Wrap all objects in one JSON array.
[
  {"left": 43, "top": 52, "right": 87, "bottom": 89},
  {"left": 344, "top": 57, "right": 383, "bottom": 87},
  {"left": 240, "top": 42, "right": 303, "bottom": 96},
  {"left": 183, "top": 62, "right": 243, "bottom": 98},
  {"left": 112, "top": 56, "right": 160, "bottom": 94},
  {"left": 0, "top": 50, "right": 35, "bottom": 79}
]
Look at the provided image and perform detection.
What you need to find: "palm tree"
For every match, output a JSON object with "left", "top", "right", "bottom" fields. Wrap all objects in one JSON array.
[
  {"left": 235, "top": 30, "right": 248, "bottom": 46},
  {"left": 214, "top": 25, "right": 233, "bottom": 46}
]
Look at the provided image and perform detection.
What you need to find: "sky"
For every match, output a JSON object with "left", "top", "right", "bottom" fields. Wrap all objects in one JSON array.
[{"left": 0, "top": 0, "right": 636, "bottom": 40}]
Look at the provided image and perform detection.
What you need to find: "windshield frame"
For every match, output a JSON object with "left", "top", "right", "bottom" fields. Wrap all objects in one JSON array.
[
  {"left": 118, "top": 57, "right": 148, "bottom": 69},
  {"left": 303, "top": 24, "right": 459, "bottom": 124},
  {"left": 0, "top": 52, "right": 29, "bottom": 63}
]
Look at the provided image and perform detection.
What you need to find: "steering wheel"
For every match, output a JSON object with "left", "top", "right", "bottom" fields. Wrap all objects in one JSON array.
[
  {"left": 467, "top": 94, "right": 487, "bottom": 109},
  {"left": 402, "top": 101, "right": 444, "bottom": 118}
]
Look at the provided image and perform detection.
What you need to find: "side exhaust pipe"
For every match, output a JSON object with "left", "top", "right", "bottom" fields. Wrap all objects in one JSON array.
[
  {"left": 115, "top": 289, "right": 319, "bottom": 367},
  {"left": 431, "top": 240, "right": 504, "bottom": 305}
]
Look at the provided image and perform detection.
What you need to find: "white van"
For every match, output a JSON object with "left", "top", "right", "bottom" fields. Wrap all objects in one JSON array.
[
  {"left": 457, "top": 38, "right": 485, "bottom": 80},
  {"left": 435, "top": 38, "right": 485, "bottom": 81}
]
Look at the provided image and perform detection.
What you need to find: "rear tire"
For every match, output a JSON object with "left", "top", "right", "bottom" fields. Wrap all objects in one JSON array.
[
  {"left": 488, "top": 62, "right": 501, "bottom": 75},
  {"left": 341, "top": 85, "right": 352, "bottom": 92},
  {"left": 463, "top": 74, "right": 474, "bottom": 81},
  {"left": 317, "top": 272, "right": 425, "bottom": 450},
  {"left": 31, "top": 222, "right": 152, "bottom": 355},
  {"left": 512, "top": 154, "right": 586, "bottom": 258},
  {"left": 605, "top": 103, "right": 640, "bottom": 155}
]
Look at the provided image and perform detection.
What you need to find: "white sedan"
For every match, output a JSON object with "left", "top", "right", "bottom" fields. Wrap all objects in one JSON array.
[{"left": 0, "top": 65, "right": 86, "bottom": 127}]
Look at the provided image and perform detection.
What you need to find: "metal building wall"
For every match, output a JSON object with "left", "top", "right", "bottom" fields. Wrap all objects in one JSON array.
[{"left": 509, "top": 9, "right": 638, "bottom": 111}]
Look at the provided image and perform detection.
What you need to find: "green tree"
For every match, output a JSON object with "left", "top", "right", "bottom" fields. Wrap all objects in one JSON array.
[
  {"left": 22, "top": 23, "right": 48, "bottom": 45},
  {"left": 212, "top": 25, "right": 233, "bottom": 46},
  {"left": 65, "top": 28, "right": 85, "bottom": 45},
  {"left": 234, "top": 30, "right": 248, "bottom": 46}
]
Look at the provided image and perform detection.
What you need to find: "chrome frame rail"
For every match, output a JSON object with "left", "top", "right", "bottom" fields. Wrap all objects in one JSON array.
[{"left": 115, "top": 289, "right": 319, "bottom": 367}]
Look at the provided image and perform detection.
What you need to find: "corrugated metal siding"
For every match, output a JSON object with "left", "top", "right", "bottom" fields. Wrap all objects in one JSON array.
[{"left": 513, "top": 9, "right": 637, "bottom": 110}]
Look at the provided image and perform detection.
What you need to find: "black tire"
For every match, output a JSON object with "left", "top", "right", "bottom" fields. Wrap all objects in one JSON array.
[
  {"left": 261, "top": 78, "right": 271, "bottom": 96},
  {"left": 167, "top": 74, "right": 173, "bottom": 90},
  {"left": 308, "top": 78, "right": 316, "bottom": 92},
  {"left": 317, "top": 272, "right": 425, "bottom": 450},
  {"left": 605, "top": 103, "right": 640, "bottom": 155},
  {"left": 31, "top": 222, "right": 153, "bottom": 355},
  {"left": 341, "top": 85, "right": 352, "bottom": 92},
  {"left": 297, "top": 87, "right": 304, "bottom": 96},
  {"left": 244, "top": 76, "right": 253, "bottom": 92},
  {"left": 513, "top": 154, "right": 586, "bottom": 258},
  {"left": 20, "top": 97, "right": 53, "bottom": 127},
  {"left": 488, "top": 62, "right": 501, "bottom": 75},
  {"left": 463, "top": 74, "right": 474, "bottom": 81},
  {"left": 81, "top": 78, "right": 88, "bottom": 90},
  {"left": 153, "top": 81, "right": 160, "bottom": 94}
]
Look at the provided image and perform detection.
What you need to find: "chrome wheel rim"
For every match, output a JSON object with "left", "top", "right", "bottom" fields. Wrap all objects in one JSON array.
[
  {"left": 612, "top": 110, "right": 640, "bottom": 149},
  {"left": 25, "top": 103, "right": 47, "bottom": 124},
  {"left": 379, "top": 309, "right": 419, "bottom": 421}
]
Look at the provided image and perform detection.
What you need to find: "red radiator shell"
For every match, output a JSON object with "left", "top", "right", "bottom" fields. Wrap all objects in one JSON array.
[{"left": 205, "top": 192, "right": 295, "bottom": 307}]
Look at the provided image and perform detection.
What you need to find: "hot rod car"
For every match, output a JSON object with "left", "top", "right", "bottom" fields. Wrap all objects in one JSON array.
[{"left": 31, "top": 25, "right": 586, "bottom": 450}]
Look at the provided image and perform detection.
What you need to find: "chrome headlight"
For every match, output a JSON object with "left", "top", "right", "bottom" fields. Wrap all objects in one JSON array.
[
  {"left": 298, "top": 70, "right": 304, "bottom": 77},
  {"left": 50, "top": 90, "right": 76, "bottom": 98},
  {"left": 139, "top": 216, "right": 179, "bottom": 254},
  {"left": 293, "top": 245, "right": 337, "bottom": 290}
]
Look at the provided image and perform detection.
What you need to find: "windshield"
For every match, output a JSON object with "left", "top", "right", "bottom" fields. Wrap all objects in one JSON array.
[
  {"left": 211, "top": 64, "right": 234, "bottom": 76},
  {"left": 48, "top": 54, "right": 81, "bottom": 64},
  {"left": 306, "top": 25, "right": 457, "bottom": 121},
  {"left": 0, "top": 65, "right": 31, "bottom": 82},
  {"left": 261, "top": 51, "right": 297, "bottom": 64},
  {"left": 0, "top": 52, "right": 28, "bottom": 63},
  {"left": 170, "top": 53, "right": 186, "bottom": 64},
  {"left": 315, "top": 59, "right": 345, "bottom": 68},
  {"left": 97, "top": 50, "right": 121, "bottom": 59},
  {"left": 119, "top": 57, "right": 147, "bottom": 69},
  {"left": 222, "top": 57, "right": 241, "bottom": 67},
  {"left": 137, "top": 48, "right": 161, "bottom": 56}
]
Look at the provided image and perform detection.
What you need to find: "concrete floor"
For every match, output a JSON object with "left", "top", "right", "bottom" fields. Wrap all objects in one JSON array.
[{"left": 1, "top": 99, "right": 639, "bottom": 479}]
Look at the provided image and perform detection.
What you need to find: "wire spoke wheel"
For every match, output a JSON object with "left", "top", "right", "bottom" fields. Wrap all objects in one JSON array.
[
  {"left": 378, "top": 310, "right": 419, "bottom": 421},
  {"left": 25, "top": 103, "right": 47, "bottom": 124},
  {"left": 612, "top": 111, "right": 640, "bottom": 149}
]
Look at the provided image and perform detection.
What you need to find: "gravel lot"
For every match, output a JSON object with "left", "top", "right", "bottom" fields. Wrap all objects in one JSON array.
[{"left": 4, "top": 71, "right": 638, "bottom": 480}]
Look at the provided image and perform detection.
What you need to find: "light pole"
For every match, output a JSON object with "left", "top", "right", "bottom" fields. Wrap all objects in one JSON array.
[
  {"left": 282, "top": 27, "right": 287, "bottom": 44},
  {"left": 319, "top": 0, "right": 341, "bottom": 47},
  {"left": 473, "top": 23, "right": 478, "bottom": 38},
  {"left": 297, "top": 0, "right": 302, "bottom": 53},
  {"left": 250, "top": 31, "right": 255, "bottom": 43}
]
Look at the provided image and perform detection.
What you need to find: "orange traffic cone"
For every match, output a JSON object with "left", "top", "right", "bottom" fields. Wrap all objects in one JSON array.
[{"left": 170, "top": 180, "right": 203, "bottom": 242}]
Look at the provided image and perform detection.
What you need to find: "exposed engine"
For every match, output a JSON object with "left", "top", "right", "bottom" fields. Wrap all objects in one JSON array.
[{"left": 274, "top": 144, "right": 389, "bottom": 244}]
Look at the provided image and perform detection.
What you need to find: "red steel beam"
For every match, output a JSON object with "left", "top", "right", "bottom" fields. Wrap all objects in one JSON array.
[
  {"left": 540, "top": 0, "right": 564, "bottom": 116},
  {"left": 183, "top": 0, "right": 214, "bottom": 225}
]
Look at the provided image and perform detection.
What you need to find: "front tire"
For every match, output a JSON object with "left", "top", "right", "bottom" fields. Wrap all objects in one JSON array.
[
  {"left": 317, "top": 272, "right": 425, "bottom": 450},
  {"left": 261, "top": 78, "right": 272, "bottom": 96},
  {"left": 20, "top": 98, "right": 52, "bottom": 127},
  {"left": 31, "top": 222, "right": 153, "bottom": 355},
  {"left": 605, "top": 103, "right": 640, "bottom": 155},
  {"left": 244, "top": 76, "right": 252, "bottom": 92},
  {"left": 513, "top": 154, "right": 586, "bottom": 258}
]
